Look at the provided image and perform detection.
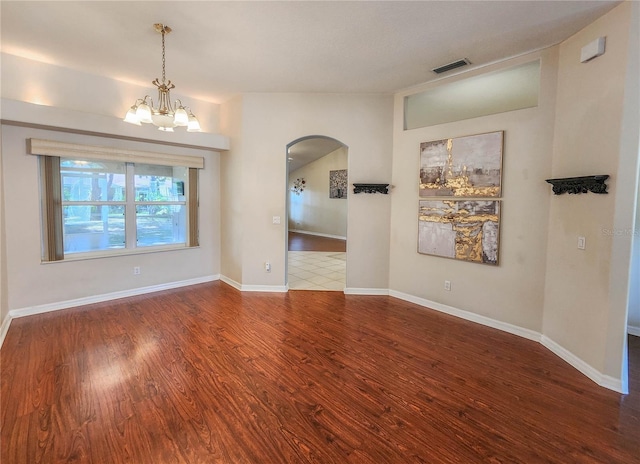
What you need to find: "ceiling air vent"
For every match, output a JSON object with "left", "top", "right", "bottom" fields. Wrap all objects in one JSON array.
[{"left": 432, "top": 58, "right": 471, "bottom": 74}]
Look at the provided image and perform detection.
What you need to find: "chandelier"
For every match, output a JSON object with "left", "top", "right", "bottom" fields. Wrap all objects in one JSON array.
[{"left": 123, "top": 24, "right": 201, "bottom": 132}]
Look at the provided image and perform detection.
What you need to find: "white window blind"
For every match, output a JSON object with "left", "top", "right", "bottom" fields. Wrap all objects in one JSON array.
[{"left": 28, "top": 138, "right": 204, "bottom": 169}]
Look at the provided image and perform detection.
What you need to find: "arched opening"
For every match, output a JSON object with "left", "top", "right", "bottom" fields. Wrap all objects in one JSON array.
[{"left": 285, "top": 136, "right": 348, "bottom": 291}]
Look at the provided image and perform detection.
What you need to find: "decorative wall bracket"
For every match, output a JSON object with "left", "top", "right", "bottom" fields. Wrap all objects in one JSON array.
[
  {"left": 545, "top": 175, "right": 609, "bottom": 195},
  {"left": 353, "top": 183, "right": 389, "bottom": 194}
]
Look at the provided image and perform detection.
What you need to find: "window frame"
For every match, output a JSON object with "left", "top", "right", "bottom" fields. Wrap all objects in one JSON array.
[{"left": 30, "top": 139, "right": 202, "bottom": 262}]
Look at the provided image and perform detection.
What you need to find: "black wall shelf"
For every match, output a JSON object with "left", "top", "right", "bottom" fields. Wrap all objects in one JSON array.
[
  {"left": 353, "top": 183, "right": 389, "bottom": 194},
  {"left": 545, "top": 175, "right": 609, "bottom": 195}
]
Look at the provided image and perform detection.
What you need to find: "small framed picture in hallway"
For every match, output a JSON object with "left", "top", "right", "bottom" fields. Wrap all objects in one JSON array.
[{"left": 330, "top": 169, "right": 348, "bottom": 199}]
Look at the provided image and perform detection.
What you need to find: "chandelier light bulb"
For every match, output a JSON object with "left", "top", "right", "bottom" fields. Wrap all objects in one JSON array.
[
  {"left": 123, "top": 106, "right": 141, "bottom": 125},
  {"left": 187, "top": 109, "right": 202, "bottom": 132},
  {"left": 174, "top": 105, "right": 189, "bottom": 126},
  {"left": 136, "top": 101, "right": 153, "bottom": 124}
]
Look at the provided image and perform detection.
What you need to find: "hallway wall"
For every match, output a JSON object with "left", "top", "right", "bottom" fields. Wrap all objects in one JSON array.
[
  {"left": 220, "top": 93, "right": 393, "bottom": 290},
  {"left": 289, "top": 146, "right": 348, "bottom": 239}
]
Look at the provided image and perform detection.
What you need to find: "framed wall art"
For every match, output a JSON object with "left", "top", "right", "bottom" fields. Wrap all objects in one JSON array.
[
  {"left": 419, "top": 131, "right": 503, "bottom": 198},
  {"left": 329, "top": 169, "right": 348, "bottom": 199},
  {"left": 418, "top": 199, "right": 500, "bottom": 265}
]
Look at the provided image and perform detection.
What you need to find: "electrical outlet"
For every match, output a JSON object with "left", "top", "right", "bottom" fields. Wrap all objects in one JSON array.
[
  {"left": 265, "top": 262, "right": 271, "bottom": 272},
  {"left": 578, "top": 236, "right": 586, "bottom": 250},
  {"left": 133, "top": 266, "right": 141, "bottom": 275},
  {"left": 444, "top": 280, "right": 451, "bottom": 291}
]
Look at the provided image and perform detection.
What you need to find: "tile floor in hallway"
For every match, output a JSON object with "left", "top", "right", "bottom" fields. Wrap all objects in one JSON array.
[{"left": 288, "top": 251, "right": 346, "bottom": 291}]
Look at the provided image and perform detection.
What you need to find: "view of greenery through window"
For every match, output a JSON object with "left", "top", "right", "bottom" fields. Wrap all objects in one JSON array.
[{"left": 61, "top": 159, "right": 187, "bottom": 254}]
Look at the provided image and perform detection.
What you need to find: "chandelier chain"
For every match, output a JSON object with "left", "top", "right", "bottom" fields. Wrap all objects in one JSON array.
[{"left": 161, "top": 28, "right": 166, "bottom": 84}]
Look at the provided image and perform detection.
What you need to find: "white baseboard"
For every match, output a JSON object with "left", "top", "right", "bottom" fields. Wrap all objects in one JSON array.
[
  {"left": 628, "top": 325, "right": 640, "bottom": 337},
  {"left": 289, "top": 229, "right": 346, "bottom": 241},
  {"left": 219, "top": 275, "right": 287, "bottom": 293},
  {"left": 389, "top": 289, "right": 542, "bottom": 342},
  {"left": 9, "top": 275, "right": 220, "bottom": 320},
  {"left": 343, "top": 288, "right": 390, "bottom": 295},
  {"left": 388, "top": 289, "right": 626, "bottom": 393},
  {"left": 541, "top": 335, "right": 626, "bottom": 394},
  {"left": 0, "top": 313, "right": 13, "bottom": 350},
  {"left": 241, "top": 285, "right": 288, "bottom": 292},
  {"left": 219, "top": 275, "right": 242, "bottom": 290}
]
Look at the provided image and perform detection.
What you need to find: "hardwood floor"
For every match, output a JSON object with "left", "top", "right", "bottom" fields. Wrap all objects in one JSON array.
[
  {"left": 288, "top": 231, "right": 346, "bottom": 252},
  {"left": 2, "top": 282, "right": 639, "bottom": 463}
]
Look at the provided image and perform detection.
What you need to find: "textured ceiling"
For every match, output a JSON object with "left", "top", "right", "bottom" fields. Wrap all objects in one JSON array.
[
  {"left": 288, "top": 137, "right": 345, "bottom": 173},
  {"left": 1, "top": 1, "right": 619, "bottom": 105}
]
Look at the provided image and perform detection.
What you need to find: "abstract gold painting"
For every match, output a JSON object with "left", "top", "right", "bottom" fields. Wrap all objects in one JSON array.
[
  {"left": 418, "top": 200, "right": 500, "bottom": 265},
  {"left": 419, "top": 131, "right": 503, "bottom": 198}
]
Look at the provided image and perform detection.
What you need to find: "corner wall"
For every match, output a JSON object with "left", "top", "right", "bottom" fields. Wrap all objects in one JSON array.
[
  {"left": 219, "top": 95, "right": 245, "bottom": 285},
  {"left": 0, "top": 128, "right": 7, "bottom": 327},
  {"left": 625, "top": 3, "right": 640, "bottom": 337},
  {"left": 542, "top": 1, "right": 638, "bottom": 386}
]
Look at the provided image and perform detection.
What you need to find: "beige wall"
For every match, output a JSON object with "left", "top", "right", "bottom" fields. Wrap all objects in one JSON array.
[
  {"left": 542, "top": 2, "right": 637, "bottom": 380},
  {"left": 219, "top": 95, "right": 245, "bottom": 285},
  {"left": 390, "top": 48, "right": 558, "bottom": 331},
  {"left": 0, "top": 129, "right": 7, "bottom": 324},
  {"left": 390, "top": 2, "right": 638, "bottom": 389},
  {"left": 625, "top": 3, "right": 640, "bottom": 334},
  {"left": 1, "top": 124, "right": 221, "bottom": 311},
  {"left": 289, "top": 146, "right": 348, "bottom": 238},
  {"left": 1, "top": 53, "right": 221, "bottom": 134},
  {"left": 220, "top": 93, "right": 393, "bottom": 289}
]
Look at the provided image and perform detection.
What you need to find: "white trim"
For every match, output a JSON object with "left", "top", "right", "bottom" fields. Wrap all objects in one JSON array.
[
  {"left": 219, "top": 275, "right": 287, "bottom": 293},
  {"left": 389, "top": 289, "right": 542, "bottom": 342},
  {"left": 289, "top": 229, "right": 346, "bottom": 241},
  {"left": 628, "top": 325, "right": 640, "bottom": 337},
  {"left": 219, "top": 275, "right": 242, "bottom": 291},
  {"left": 541, "top": 336, "right": 627, "bottom": 394},
  {"left": 0, "top": 313, "right": 13, "bottom": 350},
  {"left": 1, "top": 98, "right": 229, "bottom": 151},
  {"left": 9, "top": 275, "right": 219, "bottom": 319},
  {"left": 343, "top": 288, "right": 390, "bottom": 295},
  {"left": 220, "top": 274, "right": 242, "bottom": 291},
  {"left": 388, "top": 289, "right": 625, "bottom": 393},
  {"left": 241, "top": 285, "right": 288, "bottom": 293}
]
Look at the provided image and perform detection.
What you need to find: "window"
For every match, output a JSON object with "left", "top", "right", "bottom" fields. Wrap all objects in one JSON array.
[
  {"left": 133, "top": 164, "right": 188, "bottom": 248},
  {"left": 30, "top": 139, "right": 203, "bottom": 261},
  {"left": 404, "top": 60, "right": 540, "bottom": 130},
  {"left": 61, "top": 159, "right": 127, "bottom": 253}
]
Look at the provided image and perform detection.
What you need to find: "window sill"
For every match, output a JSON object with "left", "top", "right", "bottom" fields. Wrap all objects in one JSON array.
[{"left": 41, "top": 244, "right": 199, "bottom": 264}]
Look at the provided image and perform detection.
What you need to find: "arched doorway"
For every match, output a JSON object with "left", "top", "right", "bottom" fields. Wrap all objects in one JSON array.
[{"left": 285, "top": 136, "right": 348, "bottom": 290}]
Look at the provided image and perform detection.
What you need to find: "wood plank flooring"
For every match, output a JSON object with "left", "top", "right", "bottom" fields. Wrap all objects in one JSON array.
[
  {"left": 1, "top": 282, "right": 639, "bottom": 463},
  {"left": 288, "top": 232, "right": 346, "bottom": 252}
]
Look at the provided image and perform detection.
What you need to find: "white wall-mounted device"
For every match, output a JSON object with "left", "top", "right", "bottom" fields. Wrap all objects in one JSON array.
[{"left": 580, "top": 37, "right": 606, "bottom": 63}]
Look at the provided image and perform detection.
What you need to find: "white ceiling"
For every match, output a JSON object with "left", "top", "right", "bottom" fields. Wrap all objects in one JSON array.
[
  {"left": 288, "top": 136, "right": 345, "bottom": 173},
  {"left": 1, "top": 1, "right": 620, "bottom": 106}
]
